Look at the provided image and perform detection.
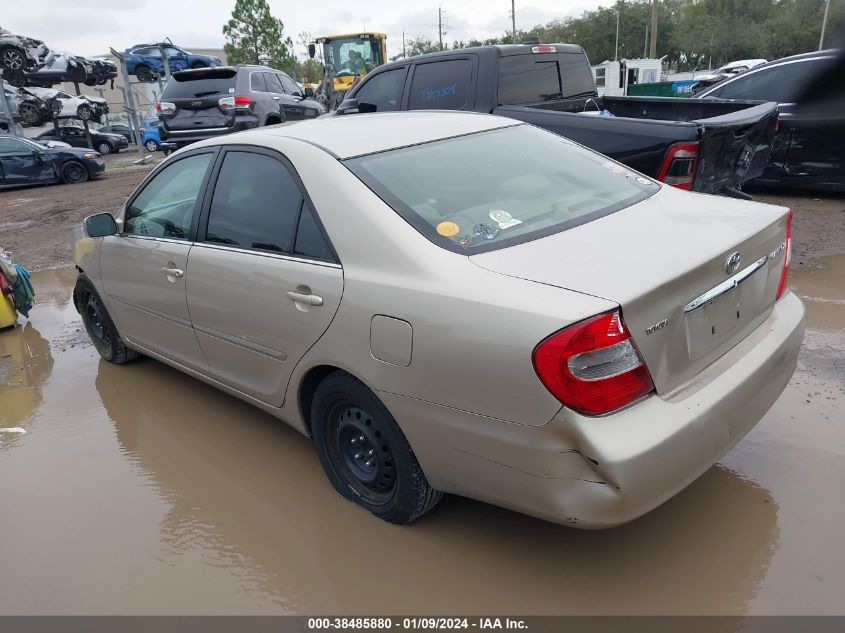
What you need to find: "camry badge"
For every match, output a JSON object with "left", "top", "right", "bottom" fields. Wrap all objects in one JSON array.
[
  {"left": 645, "top": 318, "right": 668, "bottom": 335},
  {"left": 725, "top": 252, "right": 742, "bottom": 274}
]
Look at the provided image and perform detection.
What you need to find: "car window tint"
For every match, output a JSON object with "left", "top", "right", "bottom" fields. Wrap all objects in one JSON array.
[
  {"left": 124, "top": 153, "right": 213, "bottom": 239},
  {"left": 408, "top": 60, "right": 472, "bottom": 110},
  {"left": 265, "top": 73, "right": 285, "bottom": 94},
  {"left": 353, "top": 67, "right": 405, "bottom": 112},
  {"left": 279, "top": 74, "right": 301, "bottom": 95},
  {"left": 716, "top": 60, "right": 827, "bottom": 103},
  {"left": 0, "top": 137, "right": 29, "bottom": 152},
  {"left": 205, "top": 151, "right": 302, "bottom": 253},
  {"left": 294, "top": 202, "right": 334, "bottom": 261},
  {"left": 250, "top": 72, "right": 267, "bottom": 92}
]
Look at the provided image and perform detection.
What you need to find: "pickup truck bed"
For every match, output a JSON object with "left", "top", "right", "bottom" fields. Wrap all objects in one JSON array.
[{"left": 342, "top": 44, "right": 779, "bottom": 195}]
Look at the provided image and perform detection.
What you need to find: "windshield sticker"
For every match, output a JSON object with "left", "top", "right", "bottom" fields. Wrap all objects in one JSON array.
[
  {"left": 636, "top": 176, "right": 655, "bottom": 185},
  {"left": 489, "top": 209, "right": 522, "bottom": 230},
  {"left": 436, "top": 221, "right": 460, "bottom": 237},
  {"left": 473, "top": 223, "right": 500, "bottom": 241}
]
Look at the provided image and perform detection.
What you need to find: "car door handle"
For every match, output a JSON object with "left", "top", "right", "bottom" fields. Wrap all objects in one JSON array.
[
  {"left": 161, "top": 266, "right": 184, "bottom": 278},
  {"left": 286, "top": 291, "right": 323, "bottom": 306},
  {"left": 273, "top": 96, "right": 280, "bottom": 100}
]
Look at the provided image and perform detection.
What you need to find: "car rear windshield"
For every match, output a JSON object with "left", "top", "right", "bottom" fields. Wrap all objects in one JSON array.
[
  {"left": 164, "top": 68, "right": 237, "bottom": 99},
  {"left": 345, "top": 124, "right": 657, "bottom": 254}
]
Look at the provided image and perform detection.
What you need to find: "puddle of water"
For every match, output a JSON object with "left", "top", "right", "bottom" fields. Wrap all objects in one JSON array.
[
  {"left": 1, "top": 267, "right": 843, "bottom": 615},
  {"left": 790, "top": 254, "right": 845, "bottom": 332}
]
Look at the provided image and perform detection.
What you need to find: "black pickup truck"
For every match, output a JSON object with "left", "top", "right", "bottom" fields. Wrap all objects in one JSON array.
[{"left": 339, "top": 44, "right": 780, "bottom": 195}]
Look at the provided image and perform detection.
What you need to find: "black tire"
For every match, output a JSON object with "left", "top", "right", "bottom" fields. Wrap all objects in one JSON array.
[
  {"left": 74, "top": 275, "right": 139, "bottom": 364},
  {"left": 97, "top": 78, "right": 108, "bottom": 85},
  {"left": 60, "top": 161, "right": 89, "bottom": 184},
  {"left": 191, "top": 61, "right": 207, "bottom": 69},
  {"left": 3, "top": 68, "right": 25, "bottom": 88},
  {"left": 144, "top": 139, "right": 159, "bottom": 152},
  {"left": 135, "top": 65, "right": 153, "bottom": 82},
  {"left": 0, "top": 46, "right": 26, "bottom": 71},
  {"left": 18, "top": 103, "right": 40, "bottom": 125},
  {"left": 311, "top": 371, "right": 442, "bottom": 524},
  {"left": 96, "top": 141, "right": 112, "bottom": 155},
  {"left": 84, "top": 77, "right": 97, "bottom": 87},
  {"left": 76, "top": 104, "right": 93, "bottom": 120},
  {"left": 265, "top": 117, "right": 282, "bottom": 126},
  {"left": 67, "top": 64, "right": 87, "bottom": 84}
]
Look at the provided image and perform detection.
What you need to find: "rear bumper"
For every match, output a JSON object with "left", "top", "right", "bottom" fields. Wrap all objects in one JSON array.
[
  {"left": 381, "top": 291, "right": 804, "bottom": 528},
  {"left": 159, "top": 115, "right": 259, "bottom": 147}
]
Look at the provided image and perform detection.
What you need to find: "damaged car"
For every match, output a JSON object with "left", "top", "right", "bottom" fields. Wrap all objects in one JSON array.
[
  {"left": 85, "top": 58, "right": 118, "bottom": 86},
  {"left": 0, "top": 133, "right": 104, "bottom": 187},
  {"left": 17, "top": 49, "right": 93, "bottom": 87},
  {"left": 3, "top": 84, "right": 61, "bottom": 125},
  {"left": 0, "top": 28, "right": 51, "bottom": 72},
  {"left": 124, "top": 43, "right": 221, "bottom": 82},
  {"left": 23, "top": 86, "right": 108, "bottom": 122}
]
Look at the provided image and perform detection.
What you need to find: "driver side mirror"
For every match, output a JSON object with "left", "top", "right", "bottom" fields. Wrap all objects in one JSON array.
[
  {"left": 84, "top": 213, "right": 118, "bottom": 237},
  {"left": 304, "top": 87, "right": 314, "bottom": 98}
]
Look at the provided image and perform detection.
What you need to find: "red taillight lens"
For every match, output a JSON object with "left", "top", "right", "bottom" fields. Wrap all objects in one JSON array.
[
  {"left": 157, "top": 101, "right": 176, "bottom": 115},
  {"left": 776, "top": 209, "right": 793, "bottom": 300},
  {"left": 532, "top": 45, "right": 556, "bottom": 54},
  {"left": 218, "top": 95, "right": 251, "bottom": 111},
  {"left": 657, "top": 141, "right": 699, "bottom": 190},
  {"left": 533, "top": 310, "right": 655, "bottom": 416}
]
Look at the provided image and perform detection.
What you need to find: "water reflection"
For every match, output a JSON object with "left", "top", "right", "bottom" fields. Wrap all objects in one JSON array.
[
  {"left": 0, "top": 322, "right": 54, "bottom": 431},
  {"left": 95, "top": 356, "right": 779, "bottom": 614}
]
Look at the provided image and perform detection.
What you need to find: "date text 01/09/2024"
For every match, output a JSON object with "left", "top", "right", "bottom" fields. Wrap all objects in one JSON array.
[{"left": 307, "top": 617, "right": 528, "bottom": 630}]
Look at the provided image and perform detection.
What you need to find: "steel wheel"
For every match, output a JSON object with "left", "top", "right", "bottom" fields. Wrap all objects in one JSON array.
[
  {"left": 329, "top": 403, "right": 396, "bottom": 505},
  {"left": 82, "top": 288, "right": 110, "bottom": 349},
  {"left": 61, "top": 161, "right": 88, "bottom": 184},
  {"left": 311, "top": 371, "right": 442, "bottom": 524},
  {"left": 74, "top": 274, "right": 139, "bottom": 364}
]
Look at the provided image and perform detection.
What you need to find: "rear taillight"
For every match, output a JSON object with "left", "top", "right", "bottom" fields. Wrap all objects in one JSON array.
[
  {"left": 657, "top": 141, "right": 699, "bottom": 190},
  {"left": 776, "top": 209, "right": 793, "bottom": 300},
  {"left": 218, "top": 95, "right": 251, "bottom": 111},
  {"left": 531, "top": 45, "right": 556, "bottom": 54},
  {"left": 157, "top": 101, "right": 176, "bottom": 115},
  {"left": 533, "top": 310, "right": 655, "bottom": 416}
]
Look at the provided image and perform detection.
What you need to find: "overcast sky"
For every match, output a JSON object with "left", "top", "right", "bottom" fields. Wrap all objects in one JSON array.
[{"left": 3, "top": 0, "right": 603, "bottom": 59}]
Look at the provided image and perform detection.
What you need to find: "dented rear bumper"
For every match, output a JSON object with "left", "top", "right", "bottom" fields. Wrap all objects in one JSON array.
[{"left": 381, "top": 291, "right": 804, "bottom": 528}]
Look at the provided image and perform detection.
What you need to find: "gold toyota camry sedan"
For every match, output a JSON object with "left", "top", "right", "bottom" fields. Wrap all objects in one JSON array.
[{"left": 73, "top": 112, "right": 804, "bottom": 528}]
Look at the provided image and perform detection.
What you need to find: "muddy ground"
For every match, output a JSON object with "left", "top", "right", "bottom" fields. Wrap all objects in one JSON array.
[{"left": 1, "top": 174, "right": 844, "bottom": 615}]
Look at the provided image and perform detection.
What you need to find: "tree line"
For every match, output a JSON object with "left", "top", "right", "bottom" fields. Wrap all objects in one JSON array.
[{"left": 409, "top": 0, "right": 843, "bottom": 71}]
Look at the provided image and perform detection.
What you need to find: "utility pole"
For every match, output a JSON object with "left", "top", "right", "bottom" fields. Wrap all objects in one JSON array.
[
  {"left": 614, "top": 10, "right": 620, "bottom": 61},
  {"left": 649, "top": 0, "right": 658, "bottom": 58},
  {"left": 819, "top": 0, "right": 831, "bottom": 50},
  {"left": 512, "top": 0, "right": 517, "bottom": 44},
  {"left": 438, "top": 6, "right": 444, "bottom": 51},
  {"left": 403, "top": 30, "right": 406, "bottom": 58},
  {"left": 643, "top": 23, "right": 649, "bottom": 58}
]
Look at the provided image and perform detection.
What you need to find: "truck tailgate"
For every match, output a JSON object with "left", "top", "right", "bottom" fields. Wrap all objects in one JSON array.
[{"left": 693, "top": 101, "right": 779, "bottom": 193}]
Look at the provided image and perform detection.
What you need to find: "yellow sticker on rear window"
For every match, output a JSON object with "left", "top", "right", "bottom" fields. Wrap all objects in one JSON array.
[{"left": 436, "top": 221, "right": 460, "bottom": 237}]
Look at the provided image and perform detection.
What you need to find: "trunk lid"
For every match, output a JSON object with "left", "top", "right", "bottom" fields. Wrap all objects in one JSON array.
[{"left": 470, "top": 186, "right": 790, "bottom": 395}]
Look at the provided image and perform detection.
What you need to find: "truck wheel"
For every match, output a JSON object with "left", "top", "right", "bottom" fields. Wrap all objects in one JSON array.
[
  {"left": 60, "top": 161, "right": 89, "bottom": 184},
  {"left": 74, "top": 275, "right": 139, "bottom": 364},
  {"left": 76, "top": 104, "right": 93, "bottom": 120},
  {"left": 0, "top": 46, "right": 26, "bottom": 71},
  {"left": 311, "top": 371, "right": 443, "bottom": 524},
  {"left": 96, "top": 141, "right": 112, "bottom": 155},
  {"left": 135, "top": 66, "right": 153, "bottom": 82}
]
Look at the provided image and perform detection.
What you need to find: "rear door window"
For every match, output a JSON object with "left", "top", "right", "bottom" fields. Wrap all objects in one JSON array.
[
  {"left": 352, "top": 67, "right": 407, "bottom": 112},
  {"left": 408, "top": 59, "right": 473, "bottom": 110},
  {"left": 498, "top": 53, "right": 595, "bottom": 104},
  {"left": 250, "top": 72, "right": 268, "bottom": 92},
  {"left": 204, "top": 151, "right": 303, "bottom": 254}
]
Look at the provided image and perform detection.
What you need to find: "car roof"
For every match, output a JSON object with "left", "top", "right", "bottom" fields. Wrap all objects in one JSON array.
[
  {"left": 754, "top": 49, "right": 839, "bottom": 69},
  {"left": 255, "top": 111, "right": 519, "bottom": 159},
  {"left": 395, "top": 43, "right": 583, "bottom": 64}
]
